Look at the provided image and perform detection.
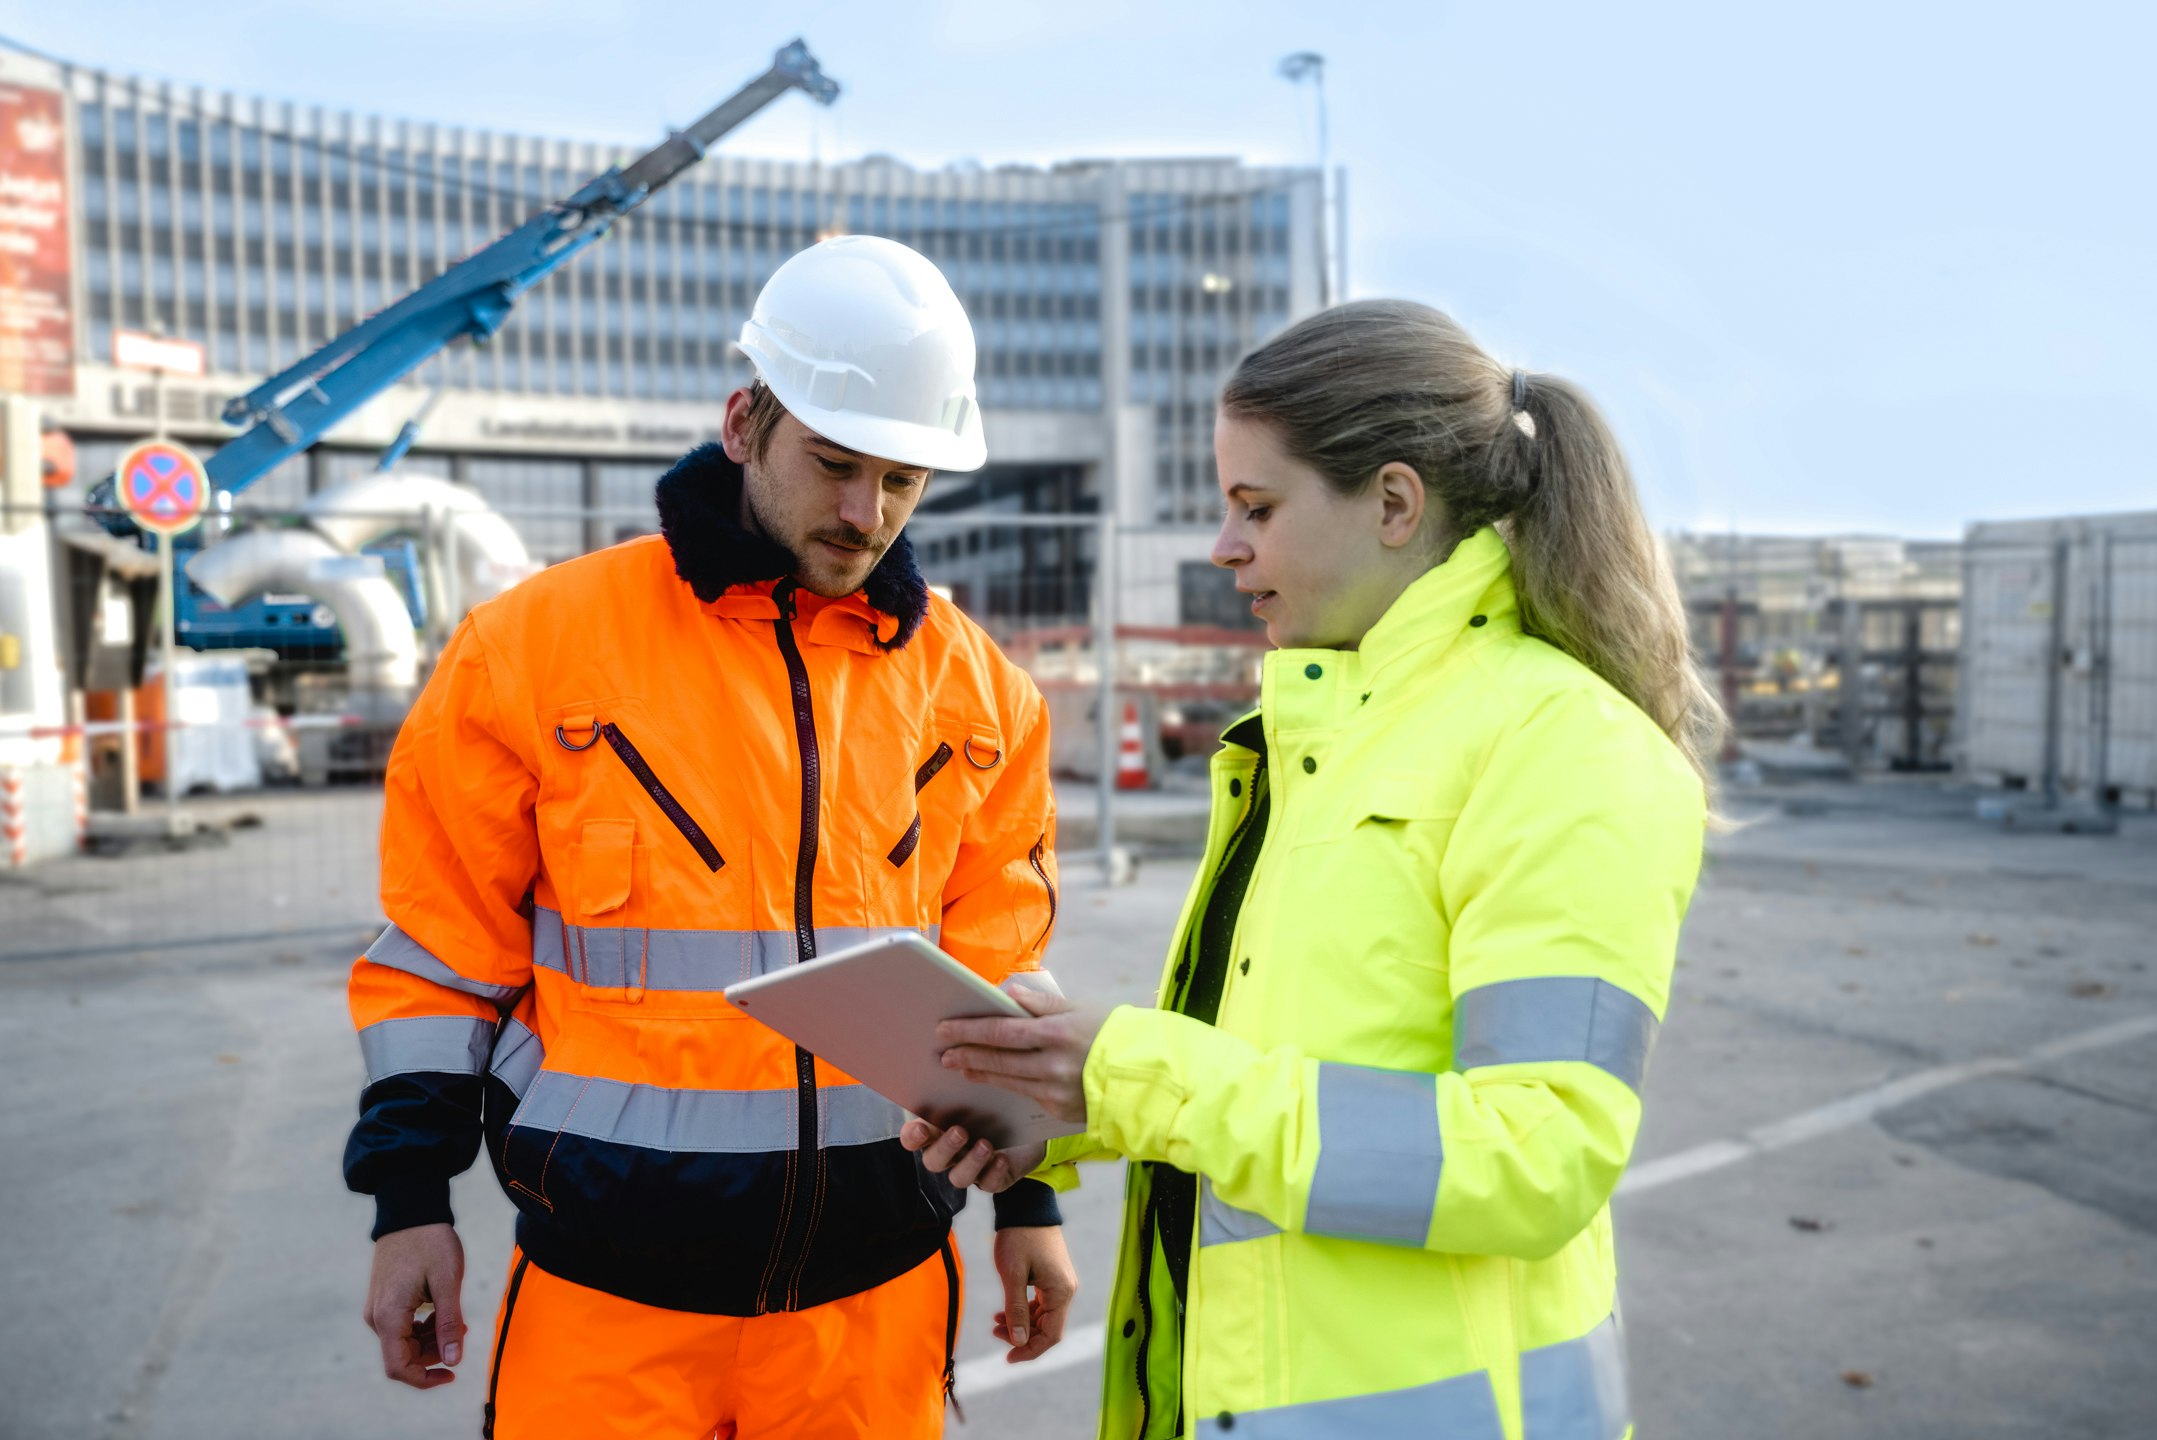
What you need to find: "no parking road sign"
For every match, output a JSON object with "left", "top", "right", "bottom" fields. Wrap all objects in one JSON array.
[{"left": 116, "top": 439, "right": 210, "bottom": 536}]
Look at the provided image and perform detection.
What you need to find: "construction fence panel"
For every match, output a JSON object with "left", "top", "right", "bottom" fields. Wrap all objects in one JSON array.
[{"left": 3, "top": 500, "right": 1247, "bottom": 962}]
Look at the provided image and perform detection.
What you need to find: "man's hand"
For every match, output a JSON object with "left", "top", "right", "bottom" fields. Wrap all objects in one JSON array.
[
  {"left": 991, "top": 1226, "right": 1078, "bottom": 1362},
  {"left": 364, "top": 1222, "right": 466, "bottom": 1389},
  {"left": 900, "top": 1119, "right": 1046, "bottom": 1194}
]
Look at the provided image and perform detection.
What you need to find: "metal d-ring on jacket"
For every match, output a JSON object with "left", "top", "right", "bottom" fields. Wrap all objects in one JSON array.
[
  {"left": 1044, "top": 528, "right": 1706, "bottom": 1439},
  {"left": 344, "top": 443, "right": 1063, "bottom": 1317}
]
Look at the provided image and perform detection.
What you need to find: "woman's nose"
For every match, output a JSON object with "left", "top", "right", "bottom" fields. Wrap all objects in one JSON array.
[{"left": 1211, "top": 521, "right": 1250, "bottom": 569}]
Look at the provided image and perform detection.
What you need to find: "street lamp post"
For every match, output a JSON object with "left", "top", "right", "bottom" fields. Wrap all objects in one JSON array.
[{"left": 1278, "top": 51, "right": 1331, "bottom": 307}]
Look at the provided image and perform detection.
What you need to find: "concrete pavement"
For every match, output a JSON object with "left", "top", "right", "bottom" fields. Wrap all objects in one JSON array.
[{"left": 1, "top": 783, "right": 2152, "bottom": 1437}]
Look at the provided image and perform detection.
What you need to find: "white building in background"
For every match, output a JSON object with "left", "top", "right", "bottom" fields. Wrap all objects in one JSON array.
[{"left": 15, "top": 51, "right": 1332, "bottom": 634}]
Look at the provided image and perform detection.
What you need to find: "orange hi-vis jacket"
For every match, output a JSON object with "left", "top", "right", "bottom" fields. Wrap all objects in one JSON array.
[{"left": 344, "top": 445, "right": 1062, "bottom": 1316}]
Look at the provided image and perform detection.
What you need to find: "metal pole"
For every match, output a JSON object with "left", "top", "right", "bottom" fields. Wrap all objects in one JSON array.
[
  {"left": 1837, "top": 599, "right": 1864, "bottom": 768},
  {"left": 154, "top": 368, "right": 180, "bottom": 820},
  {"left": 1901, "top": 603, "right": 1922, "bottom": 770},
  {"left": 1279, "top": 53, "right": 1331, "bottom": 309},
  {"left": 1335, "top": 166, "right": 1349, "bottom": 304},
  {"left": 1315, "top": 68, "right": 1331, "bottom": 309},
  {"left": 1094, "top": 508, "right": 1118, "bottom": 880},
  {"left": 1718, "top": 586, "right": 1739, "bottom": 764},
  {"left": 2039, "top": 535, "right": 2069, "bottom": 809},
  {"left": 2092, "top": 531, "right": 2114, "bottom": 820},
  {"left": 1093, "top": 163, "right": 1131, "bottom": 884}
]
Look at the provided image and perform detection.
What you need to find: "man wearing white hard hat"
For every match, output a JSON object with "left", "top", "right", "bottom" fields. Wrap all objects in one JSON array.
[{"left": 346, "top": 235, "right": 1075, "bottom": 1438}]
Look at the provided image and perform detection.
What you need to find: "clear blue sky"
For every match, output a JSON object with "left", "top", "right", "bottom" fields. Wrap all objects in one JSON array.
[{"left": 15, "top": 1, "right": 2153, "bottom": 537}]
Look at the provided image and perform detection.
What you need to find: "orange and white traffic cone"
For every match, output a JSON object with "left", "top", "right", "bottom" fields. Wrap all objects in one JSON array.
[
  {"left": 70, "top": 758, "right": 88, "bottom": 851},
  {"left": 1115, "top": 700, "right": 1149, "bottom": 791}
]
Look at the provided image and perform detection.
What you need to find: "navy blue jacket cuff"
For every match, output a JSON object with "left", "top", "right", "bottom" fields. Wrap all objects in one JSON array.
[
  {"left": 370, "top": 1173, "right": 456, "bottom": 1240},
  {"left": 991, "top": 1177, "right": 1063, "bottom": 1229}
]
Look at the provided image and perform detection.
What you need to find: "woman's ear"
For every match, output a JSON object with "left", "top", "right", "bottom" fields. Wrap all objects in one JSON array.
[{"left": 1374, "top": 462, "right": 1427, "bottom": 550}]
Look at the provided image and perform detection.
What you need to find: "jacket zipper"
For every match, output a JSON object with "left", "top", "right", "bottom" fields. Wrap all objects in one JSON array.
[
  {"left": 481, "top": 1251, "right": 532, "bottom": 1439},
  {"left": 888, "top": 742, "right": 957, "bottom": 870},
  {"left": 1028, "top": 835, "right": 1058, "bottom": 948},
  {"left": 1132, "top": 1185, "right": 1159, "bottom": 1437},
  {"left": 915, "top": 740, "right": 954, "bottom": 791},
  {"left": 598, "top": 723, "right": 724, "bottom": 872},
  {"left": 763, "top": 579, "right": 826, "bottom": 1313},
  {"left": 1131, "top": 764, "right": 1259, "bottom": 1436},
  {"left": 939, "top": 1232, "right": 965, "bottom": 1423}
]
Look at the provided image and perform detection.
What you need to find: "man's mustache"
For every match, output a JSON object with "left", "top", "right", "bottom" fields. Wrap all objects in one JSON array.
[{"left": 808, "top": 525, "right": 883, "bottom": 554}]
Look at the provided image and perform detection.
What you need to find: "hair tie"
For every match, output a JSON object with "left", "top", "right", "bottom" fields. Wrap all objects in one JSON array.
[{"left": 1511, "top": 370, "right": 1528, "bottom": 411}]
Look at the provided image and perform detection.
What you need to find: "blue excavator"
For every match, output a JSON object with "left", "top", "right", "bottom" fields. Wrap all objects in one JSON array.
[{"left": 90, "top": 40, "right": 839, "bottom": 653}]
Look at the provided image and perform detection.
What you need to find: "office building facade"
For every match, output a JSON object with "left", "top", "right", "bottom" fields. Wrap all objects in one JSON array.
[{"left": 10, "top": 51, "right": 1330, "bottom": 630}]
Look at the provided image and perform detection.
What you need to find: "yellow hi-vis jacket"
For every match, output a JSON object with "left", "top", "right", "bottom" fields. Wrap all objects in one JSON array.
[{"left": 1043, "top": 528, "right": 1705, "bottom": 1439}]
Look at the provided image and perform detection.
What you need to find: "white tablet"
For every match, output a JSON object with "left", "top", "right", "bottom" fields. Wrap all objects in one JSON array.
[{"left": 723, "top": 932, "right": 1085, "bottom": 1151}]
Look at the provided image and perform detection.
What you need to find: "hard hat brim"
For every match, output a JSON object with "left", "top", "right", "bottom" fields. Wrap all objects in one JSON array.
[{"left": 764, "top": 391, "right": 988, "bottom": 474}]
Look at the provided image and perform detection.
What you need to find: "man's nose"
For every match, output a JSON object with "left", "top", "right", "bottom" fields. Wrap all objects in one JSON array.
[{"left": 836, "top": 478, "right": 884, "bottom": 539}]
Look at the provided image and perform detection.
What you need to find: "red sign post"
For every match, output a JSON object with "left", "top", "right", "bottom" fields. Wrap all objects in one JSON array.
[{"left": 114, "top": 439, "right": 209, "bottom": 821}]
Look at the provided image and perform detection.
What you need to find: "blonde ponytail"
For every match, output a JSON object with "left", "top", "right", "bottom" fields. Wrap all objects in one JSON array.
[{"left": 1220, "top": 300, "right": 1726, "bottom": 789}]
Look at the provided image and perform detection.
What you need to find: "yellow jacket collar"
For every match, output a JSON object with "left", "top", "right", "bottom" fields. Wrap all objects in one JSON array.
[{"left": 1257, "top": 528, "right": 1519, "bottom": 743}]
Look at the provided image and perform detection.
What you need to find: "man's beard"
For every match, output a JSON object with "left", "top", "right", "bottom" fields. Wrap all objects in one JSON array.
[{"left": 743, "top": 485, "right": 888, "bottom": 598}]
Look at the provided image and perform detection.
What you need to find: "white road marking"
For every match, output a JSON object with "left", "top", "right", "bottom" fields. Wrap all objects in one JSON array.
[
  {"left": 1620, "top": 1010, "right": 2157, "bottom": 1195},
  {"left": 956, "top": 1010, "right": 2157, "bottom": 1397}
]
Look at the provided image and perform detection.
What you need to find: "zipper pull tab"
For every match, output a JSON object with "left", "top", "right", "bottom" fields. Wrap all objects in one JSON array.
[{"left": 775, "top": 578, "right": 798, "bottom": 621}]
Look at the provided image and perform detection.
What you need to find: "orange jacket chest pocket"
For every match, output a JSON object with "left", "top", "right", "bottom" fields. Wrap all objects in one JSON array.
[
  {"left": 541, "top": 706, "right": 750, "bottom": 1017},
  {"left": 566, "top": 818, "right": 637, "bottom": 918}
]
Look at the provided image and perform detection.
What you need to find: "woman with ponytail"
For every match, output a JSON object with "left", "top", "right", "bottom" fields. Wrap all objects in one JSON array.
[{"left": 910, "top": 301, "right": 1717, "bottom": 1439}]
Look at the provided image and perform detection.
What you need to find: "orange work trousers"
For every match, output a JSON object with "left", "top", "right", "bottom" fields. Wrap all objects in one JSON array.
[{"left": 481, "top": 1241, "right": 962, "bottom": 1440}]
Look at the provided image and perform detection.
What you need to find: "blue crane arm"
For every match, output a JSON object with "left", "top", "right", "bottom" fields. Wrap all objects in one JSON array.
[{"left": 94, "top": 40, "right": 837, "bottom": 515}]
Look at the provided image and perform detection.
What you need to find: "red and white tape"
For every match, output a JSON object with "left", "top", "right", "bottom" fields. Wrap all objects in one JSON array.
[{"left": 0, "top": 714, "right": 371, "bottom": 740}]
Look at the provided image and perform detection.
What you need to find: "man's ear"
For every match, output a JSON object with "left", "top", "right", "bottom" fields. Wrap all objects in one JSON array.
[
  {"left": 719, "top": 387, "right": 754, "bottom": 464},
  {"left": 1374, "top": 461, "right": 1426, "bottom": 550}
]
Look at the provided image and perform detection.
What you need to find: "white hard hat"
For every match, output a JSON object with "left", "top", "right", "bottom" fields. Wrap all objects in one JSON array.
[{"left": 737, "top": 235, "right": 986, "bottom": 473}]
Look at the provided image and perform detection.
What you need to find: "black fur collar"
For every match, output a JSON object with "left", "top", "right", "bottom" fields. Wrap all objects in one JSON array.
[{"left": 654, "top": 443, "right": 929, "bottom": 651}]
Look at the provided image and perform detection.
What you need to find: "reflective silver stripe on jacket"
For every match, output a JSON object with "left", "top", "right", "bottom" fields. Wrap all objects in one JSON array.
[
  {"left": 489, "top": 1017, "right": 544, "bottom": 1100},
  {"left": 1199, "top": 1175, "right": 1281, "bottom": 1247},
  {"left": 1304, "top": 1063, "right": 1442, "bottom": 1246},
  {"left": 1193, "top": 1366, "right": 1503, "bottom": 1438},
  {"left": 506, "top": 1068, "right": 908, "bottom": 1153},
  {"left": 1521, "top": 1313, "right": 1631, "bottom": 1440},
  {"left": 1453, "top": 976, "right": 1660, "bottom": 1093},
  {"left": 1189, "top": 1315, "right": 1626, "bottom": 1439},
  {"left": 532, "top": 907, "right": 941, "bottom": 991},
  {"left": 363, "top": 923, "right": 522, "bottom": 1004},
  {"left": 357, "top": 1015, "right": 495, "bottom": 1082}
]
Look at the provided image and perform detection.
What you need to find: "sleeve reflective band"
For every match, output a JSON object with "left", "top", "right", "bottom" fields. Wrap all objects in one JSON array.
[
  {"left": 1452, "top": 977, "right": 1659, "bottom": 1093},
  {"left": 489, "top": 1016, "right": 544, "bottom": 1100},
  {"left": 1305, "top": 1063, "right": 1442, "bottom": 1247},
  {"left": 365, "top": 923, "right": 522, "bottom": 1005},
  {"left": 358, "top": 1014, "right": 496, "bottom": 1082}
]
